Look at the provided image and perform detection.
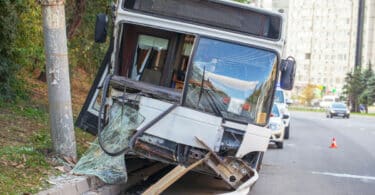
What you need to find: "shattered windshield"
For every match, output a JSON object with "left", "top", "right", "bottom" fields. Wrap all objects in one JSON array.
[{"left": 184, "top": 38, "right": 278, "bottom": 125}]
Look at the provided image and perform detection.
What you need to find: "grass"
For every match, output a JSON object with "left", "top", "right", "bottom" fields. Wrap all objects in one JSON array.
[
  {"left": 0, "top": 104, "right": 53, "bottom": 194},
  {"left": 0, "top": 146, "right": 52, "bottom": 193},
  {"left": 0, "top": 68, "right": 95, "bottom": 194},
  {"left": 288, "top": 106, "right": 324, "bottom": 113},
  {"left": 351, "top": 112, "right": 375, "bottom": 117}
]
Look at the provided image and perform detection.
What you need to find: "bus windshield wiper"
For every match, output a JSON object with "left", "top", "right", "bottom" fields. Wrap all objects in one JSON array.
[{"left": 204, "top": 89, "right": 223, "bottom": 118}]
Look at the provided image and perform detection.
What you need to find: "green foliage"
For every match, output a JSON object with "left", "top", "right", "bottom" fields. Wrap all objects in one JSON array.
[
  {"left": 66, "top": 0, "right": 109, "bottom": 74},
  {"left": 359, "top": 67, "right": 375, "bottom": 108},
  {"left": 0, "top": 0, "right": 27, "bottom": 102},
  {"left": 0, "top": 0, "right": 110, "bottom": 104},
  {"left": 343, "top": 67, "right": 375, "bottom": 112},
  {"left": 20, "top": 106, "right": 47, "bottom": 122},
  {"left": 31, "top": 130, "right": 52, "bottom": 150},
  {"left": 343, "top": 67, "right": 365, "bottom": 112},
  {"left": 14, "top": 0, "right": 44, "bottom": 71}
]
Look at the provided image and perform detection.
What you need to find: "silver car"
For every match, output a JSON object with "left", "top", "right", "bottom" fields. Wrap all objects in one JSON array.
[{"left": 326, "top": 102, "right": 350, "bottom": 118}]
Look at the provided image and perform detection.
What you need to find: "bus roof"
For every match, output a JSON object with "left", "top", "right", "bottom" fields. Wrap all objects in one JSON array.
[{"left": 122, "top": 0, "right": 283, "bottom": 40}]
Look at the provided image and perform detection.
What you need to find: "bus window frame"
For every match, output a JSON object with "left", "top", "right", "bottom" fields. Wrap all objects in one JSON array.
[{"left": 120, "top": 0, "right": 283, "bottom": 41}]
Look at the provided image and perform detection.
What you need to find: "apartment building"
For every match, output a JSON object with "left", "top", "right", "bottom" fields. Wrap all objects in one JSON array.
[{"left": 268, "top": 0, "right": 359, "bottom": 95}]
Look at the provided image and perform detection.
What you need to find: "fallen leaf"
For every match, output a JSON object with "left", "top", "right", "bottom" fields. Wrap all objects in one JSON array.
[
  {"left": 10, "top": 162, "right": 18, "bottom": 167},
  {"left": 63, "top": 156, "right": 76, "bottom": 165},
  {"left": 47, "top": 180, "right": 57, "bottom": 185},
  {"left": 55, "top": 166, "right": 65, "bottom": 172}
]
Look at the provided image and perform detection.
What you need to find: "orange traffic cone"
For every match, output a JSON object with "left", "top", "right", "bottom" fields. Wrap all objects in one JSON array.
[{"left": 330, "top": 137, "right": 338, "bottom": 148}]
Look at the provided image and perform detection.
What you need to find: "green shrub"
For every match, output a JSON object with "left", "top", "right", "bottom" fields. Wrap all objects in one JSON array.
[{"left": 0, "top": 1, "right": 26, "bottom": 102}]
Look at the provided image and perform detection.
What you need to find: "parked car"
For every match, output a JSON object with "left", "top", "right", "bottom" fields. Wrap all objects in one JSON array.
[
  {"left": 274, "top": 88, "right": 291, "bottom": 139},
  {"left": 267, "top": 103, "right": 288, "bottom": 149},
  {"left": 326, "top": 102, "right": 350, "bottom": 118}
]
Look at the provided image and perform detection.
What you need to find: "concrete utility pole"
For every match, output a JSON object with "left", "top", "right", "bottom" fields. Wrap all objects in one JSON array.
[
  {"left": 355, "top": 0, "right": 365, "bottom": 68},
  {"left": 40, "top": 0, "right": 77, "bottom": 160}
]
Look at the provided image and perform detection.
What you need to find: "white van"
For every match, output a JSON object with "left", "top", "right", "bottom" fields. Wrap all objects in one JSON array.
[{"left": 319, "top": 96, "right": 339, "bottom": 108}]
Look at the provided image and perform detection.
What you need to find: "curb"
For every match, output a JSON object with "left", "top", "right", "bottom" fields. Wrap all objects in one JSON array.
[{"left": 37, "top": 174, "right": 125, "bottom": 195}]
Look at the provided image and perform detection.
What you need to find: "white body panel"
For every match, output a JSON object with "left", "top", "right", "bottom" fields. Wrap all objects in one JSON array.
[
  {"left": 235, "top": 124, "right": 271, "bottom": 158},
  {"left": 137, "top": 97, "right": 224, "bottom": 151}
]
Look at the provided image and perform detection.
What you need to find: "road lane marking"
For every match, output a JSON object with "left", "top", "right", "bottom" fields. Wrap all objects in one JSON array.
[{"left": 312, "top": 171, "right": 375, "bottom": 182}]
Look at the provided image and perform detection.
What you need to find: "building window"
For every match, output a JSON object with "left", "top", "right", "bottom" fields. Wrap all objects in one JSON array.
[{"left": 305, "top": 53, "right": 311, "bottom": 59}]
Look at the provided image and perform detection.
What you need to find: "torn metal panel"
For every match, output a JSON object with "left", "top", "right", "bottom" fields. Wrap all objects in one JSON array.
[{"left": 195, "top": 137, "right": 254, "bottom": 189}]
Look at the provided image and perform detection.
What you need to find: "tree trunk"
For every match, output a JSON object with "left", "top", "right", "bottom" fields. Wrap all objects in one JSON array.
[{"left": 67, "top": 0, "right": 86, "bottom": 40}]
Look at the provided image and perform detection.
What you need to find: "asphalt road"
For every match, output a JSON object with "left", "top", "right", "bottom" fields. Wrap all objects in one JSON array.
[{"left": 251, "top": 111, "right": 375, "bottom": 195}]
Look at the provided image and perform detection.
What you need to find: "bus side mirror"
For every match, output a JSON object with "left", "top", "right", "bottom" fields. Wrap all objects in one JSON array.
[
  {"left": 95, "top": 13, "right": 108, "bottom": 43},
  {"left": 280, "top": 56, "right": 296, "bottom": 90}
]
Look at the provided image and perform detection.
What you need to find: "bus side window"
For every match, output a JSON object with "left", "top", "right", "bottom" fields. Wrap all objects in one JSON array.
[
  {"left": 130, "top": 35, "right": 169, "bottom": 85},
  {"left": 172, "top": 35, "right": 194, "bottom": 90}
]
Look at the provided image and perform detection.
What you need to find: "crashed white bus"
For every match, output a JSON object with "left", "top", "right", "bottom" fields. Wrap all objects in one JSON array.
[{"left": 76, "top": 0, "right": 296, "bottom": 193}]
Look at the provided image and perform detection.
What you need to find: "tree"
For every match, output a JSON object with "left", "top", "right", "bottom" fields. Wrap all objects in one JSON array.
[
  {"left": 342, "top": 67, "right": 366, "bottom": 112},
  {"left": 66, "top": 0, "right": 86, "bottom": 40},
  {"left": 300, "top": 84, "right": 316, "bottom": 106},
  {"left": 66, "top": 0, "right": 109, "bottom": 74},
  {"left": 359, "top": 65, "right": 375, "bottom": 113},
  {"left": 14, "top": 0, "right": 44, "bottom": 76},
  {"left": 366, "top": 75, "right": 375, "bottom": 103},
  {"left": 0, "top": 1, "right": 26, "bottom": 103}
]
